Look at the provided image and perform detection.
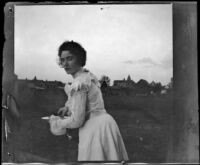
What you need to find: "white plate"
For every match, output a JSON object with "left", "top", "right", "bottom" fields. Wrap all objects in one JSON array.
[
  {"left": 41, "top": 116, "right": 68, "bottom": 120},
  {"left": 41, "top": 116, "right": 50, "bottom": 120}
]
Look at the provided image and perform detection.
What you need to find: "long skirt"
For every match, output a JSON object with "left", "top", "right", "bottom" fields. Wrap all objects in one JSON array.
[{"left": 78, "top": 111, "right": 129, "bottom": 161}]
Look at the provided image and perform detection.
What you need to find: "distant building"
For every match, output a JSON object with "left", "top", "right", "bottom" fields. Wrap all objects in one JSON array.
[
  {"left": 16, "top": 77, "right": 65, "bottom": 90},
  {"left": 113, "top": 80, "right": 127, "bottom": 87},
  {"left": 113, "top": 75, "right": 135, "bottom": 88}
]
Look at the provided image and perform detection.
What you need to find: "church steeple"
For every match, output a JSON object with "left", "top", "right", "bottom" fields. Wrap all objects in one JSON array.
[
  {"left": 33, "top": 76, "right": 37, "bottom": 81},
  {"left": 127, "top": 75, "right": 131, "bottom": 81}
]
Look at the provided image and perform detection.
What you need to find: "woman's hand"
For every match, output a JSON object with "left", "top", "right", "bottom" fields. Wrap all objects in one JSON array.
[
  {"left": 57, "top": 106, "right": 69, "bottom": 117},
  {"left": 49, "top": 114, "right": 59, "bottom": 123},
  {"left": 48, "top": 115, "right": 67, "bottom": 135}
]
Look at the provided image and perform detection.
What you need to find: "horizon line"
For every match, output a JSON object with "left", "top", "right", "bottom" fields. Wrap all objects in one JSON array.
[{"left": 16, "top": 75, "right": 173, "bottom": 86}]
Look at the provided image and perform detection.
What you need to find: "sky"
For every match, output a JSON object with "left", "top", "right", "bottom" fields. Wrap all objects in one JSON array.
[{"left": 15, "top": 4, "right": 172, "bottom": 85}]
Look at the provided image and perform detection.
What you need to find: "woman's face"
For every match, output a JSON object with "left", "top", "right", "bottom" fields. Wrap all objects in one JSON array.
[{"left": 60, "top": 50, "right": 82, "bottom": 76}]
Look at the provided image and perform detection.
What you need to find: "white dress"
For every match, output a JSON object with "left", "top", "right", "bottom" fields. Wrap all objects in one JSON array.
[{"left": 49, "top": 68, "right": 129, "bottom": 161}]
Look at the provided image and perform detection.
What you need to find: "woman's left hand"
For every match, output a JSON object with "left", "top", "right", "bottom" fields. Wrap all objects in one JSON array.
[
  {"left": 49, "top": 115, "right": 59, "bottom": 123},
  {"left": 48, "top": 115, "right": 67, "bottom": 136}
]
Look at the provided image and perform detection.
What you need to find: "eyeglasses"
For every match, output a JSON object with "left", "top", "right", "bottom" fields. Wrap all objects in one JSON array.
[
  {"left": 60, "top": 56, "right": 73, "bottom": 62},
  {"left": 56, "top": 56, "right": 73, "bottom": 68},
  {"left": 60, "top": 57, "right": 66, "bottom": 63}
]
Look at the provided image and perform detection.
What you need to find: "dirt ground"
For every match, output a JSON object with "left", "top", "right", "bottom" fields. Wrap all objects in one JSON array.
[{"left": 2, "top": 86, "right": 173, "bottom": 163}]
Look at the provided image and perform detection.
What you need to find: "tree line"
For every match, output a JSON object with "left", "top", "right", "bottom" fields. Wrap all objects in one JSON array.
[{"left": 99, "top": 75, "right": 173, "bottom": 94}]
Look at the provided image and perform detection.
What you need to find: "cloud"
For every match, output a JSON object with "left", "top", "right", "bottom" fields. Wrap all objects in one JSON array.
[
  {"left": 124, "top": 57, "right": 161, "bottom": 67},
  {"left": 138, "top": 57, "right": 159, "bottom": 65},
  {"left": 124, "top": 56, "right": 172, "bottom": 69},
  {"left": 124, "top": 60, "right": 135, "bottom": 64}
]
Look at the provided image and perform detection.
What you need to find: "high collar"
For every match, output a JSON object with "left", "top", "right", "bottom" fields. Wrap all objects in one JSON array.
[{"left": 72, "top": 67, "right": 85, "bottom": 79}]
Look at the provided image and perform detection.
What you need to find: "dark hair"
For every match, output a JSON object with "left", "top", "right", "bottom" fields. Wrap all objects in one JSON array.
[{"left": 58, "top": 40, "right": 87, "bottom": 67}]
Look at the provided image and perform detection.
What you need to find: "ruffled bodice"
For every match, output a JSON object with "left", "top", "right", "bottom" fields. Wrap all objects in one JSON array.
[
  {"left": 49, "top": 68, "right": 106, "bottom": 132},
  {"left": 64, "top": 68, "right": 105, "bottom": 115}
]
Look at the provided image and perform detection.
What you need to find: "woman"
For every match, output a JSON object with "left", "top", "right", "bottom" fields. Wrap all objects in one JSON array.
[{"left": 49, "top": 41, "right": 129, "bottom": 161}]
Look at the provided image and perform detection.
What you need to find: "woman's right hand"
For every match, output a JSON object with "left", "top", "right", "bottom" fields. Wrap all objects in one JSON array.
[{"left": 57, "top": 107, "right": 68, "bottom": 117}]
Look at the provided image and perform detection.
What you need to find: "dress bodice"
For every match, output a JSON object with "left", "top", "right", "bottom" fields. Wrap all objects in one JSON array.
[
  {"left": 49, "top": 68, "right": 106, "bottom": 132},
  {"left": 64, "top": 68, "right": 106, "bottom": 115}
]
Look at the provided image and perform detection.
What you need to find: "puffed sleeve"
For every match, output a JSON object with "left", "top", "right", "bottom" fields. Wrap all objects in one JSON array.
[
  {"left": 64, "top": 83, "right": 70, "bottom": 108},
  {"left": 64, "top": 98, "right": 70, "bottom": 108},
  {"left": 49, "top": 81, "right": 89, "bottom": 130}
]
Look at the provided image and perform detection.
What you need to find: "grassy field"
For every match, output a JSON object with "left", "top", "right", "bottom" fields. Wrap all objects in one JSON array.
[
  {"left": 3, "top": 84, "right": 173, "bottom": 163},
  {"left": 104, "top": 94, "right": 173, "bottom": 162}
]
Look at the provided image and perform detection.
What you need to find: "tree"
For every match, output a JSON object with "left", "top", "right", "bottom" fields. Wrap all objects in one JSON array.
[
  {"left": 166, "top": 77, "right": 173, "bottom": 93},
  {"left": 99, "top": 75, "right": 111, "bottom": 88},
  {"left": 136, "top": 79, "right": 150, "bottom": 94},
  {"left": 167, "top": 77, "right": 173, "bottom": 89},
  {"left": 153, "top": 82, "right": 163, "bottom": 94},
  {"left": 150, "top": 81, "right": 156, "bottom": 87},
  {"left": 136, "top": 79, "right": 149, "bottom": 88}
]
